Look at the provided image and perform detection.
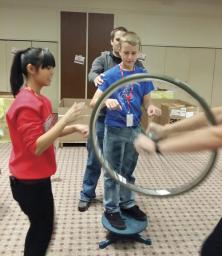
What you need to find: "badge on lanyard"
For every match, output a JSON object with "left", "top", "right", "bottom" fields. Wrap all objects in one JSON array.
[
  {"left": 119, "top": 64, "right": 135, "bottom": 127},
  {"left": 126, "top": 113, "right": 134, "bottom": 127},
  {"left": 125, "top": 87, "right": 134, "bottom": 126}
]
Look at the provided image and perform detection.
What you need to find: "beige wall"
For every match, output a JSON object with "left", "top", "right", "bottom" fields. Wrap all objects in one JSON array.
[
  {"left": 1, "top": 0, "right": 222, "bottom": 47},
  {"left": 0, "top": 0, "right": 222, "bottom": 107}
]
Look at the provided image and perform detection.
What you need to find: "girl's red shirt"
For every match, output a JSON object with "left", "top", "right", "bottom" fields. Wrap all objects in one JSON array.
[{"left": 6, "top": 88, "right": 57, "bottom": 179}]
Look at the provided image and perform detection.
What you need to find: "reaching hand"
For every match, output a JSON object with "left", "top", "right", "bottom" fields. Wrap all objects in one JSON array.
[
  {"left": 134, "top": 133, "right": 156, "bottom": 154},
  {"left": 63, "top": 102, "right": 85, "bottom": 124},
  {"left": 147, "top": 122, "right": 166, "bottom": 141},
  {"left": 105, "top": 99, "right": 122, "bottom": 110},
  {"left": 74, "top": 124, "right": 89, "bottom": 138},
  {"left": 147, "top": 105, "right": 162, "bottom": 117},
  {"left": 94, "top": 74, "right": 105, "bottom": 87}
]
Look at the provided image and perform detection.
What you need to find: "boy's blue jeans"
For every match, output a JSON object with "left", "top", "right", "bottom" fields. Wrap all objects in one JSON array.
[
  {"left": 80, "top": 120, "right": 105, "bottom": 202},
  {"left": 103, "top": 126, "right": 140, "bottom": 213}
]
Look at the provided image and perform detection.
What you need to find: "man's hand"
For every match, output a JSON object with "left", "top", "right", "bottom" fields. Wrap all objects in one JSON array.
[{"left": 94, "top": 74, "right": 105, "bottom": 87}]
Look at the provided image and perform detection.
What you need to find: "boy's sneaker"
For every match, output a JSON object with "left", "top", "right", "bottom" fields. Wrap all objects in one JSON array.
[
  {"left": 78, "top": 200, "right": 90, "bottom": 212},
  {"left": 121, "top": 205, "right": 147, "bottom": 221},
  {"left": 104, "top": 211, "right": 126, "bottom": 230}
]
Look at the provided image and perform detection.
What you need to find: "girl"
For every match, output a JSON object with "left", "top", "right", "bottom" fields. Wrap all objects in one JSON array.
[
  {"left": 90, "top": 32, "right": 160, "bottom": 229},
  {"left": 6, "top": 47, "right": 88, "bottom": 256}
]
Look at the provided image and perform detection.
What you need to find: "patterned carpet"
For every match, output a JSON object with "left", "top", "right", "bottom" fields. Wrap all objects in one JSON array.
[{"left": 0, "top": 143, "right": 222, "bottom": 256}]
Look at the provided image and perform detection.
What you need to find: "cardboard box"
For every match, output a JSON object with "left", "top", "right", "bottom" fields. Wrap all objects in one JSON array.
[
  {"left": 151, "top": 90, "right": 175, "bottom": 99},
  {"left": 58, "top": 98, "right": 92, "bottom": 114},
  {"left": 58, "top": 98, "right": 92, "bottom": 144},
  {"left": 140, "top": 99, "right": 199, "bottom": 129},
  {"left": 0, "top": 95, "right": 14, "bottom": 143},
  {"left": 141, "top": 90, "right": 176, "bottom": 130},
  {"left": 159, "top": 99, "right": 199, "bottom": 125}
]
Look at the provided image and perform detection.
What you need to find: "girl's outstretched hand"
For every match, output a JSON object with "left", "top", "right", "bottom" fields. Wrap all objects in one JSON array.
[
  {"left": 63, "top": 102, "right": 85, "bottom": 124},
  {"left": 74, "top": 124, "right": 89, "bottom": 138}
]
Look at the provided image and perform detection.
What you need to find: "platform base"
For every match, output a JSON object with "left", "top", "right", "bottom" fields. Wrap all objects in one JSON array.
[
  {"left": 99, "top": 212, "right": 151, "bottom": 249},
  {"left": 99, "top": 231, "right": 152, "bottom": 249}
]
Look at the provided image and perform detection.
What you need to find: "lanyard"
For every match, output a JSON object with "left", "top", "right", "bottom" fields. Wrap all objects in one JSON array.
[{"left": 119, "top": 64, "right": 134, "bottom": 111}]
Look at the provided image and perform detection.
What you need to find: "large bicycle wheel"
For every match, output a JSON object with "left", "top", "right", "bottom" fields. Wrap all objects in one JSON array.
[{"left": 89, "top": 73, "right": 218, "bottom": 197}]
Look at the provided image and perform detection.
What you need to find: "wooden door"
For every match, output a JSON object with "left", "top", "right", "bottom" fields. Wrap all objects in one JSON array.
[
  {"left": 87, "top": 13, "right": 114, "bottom": 99},
  {"left": 61, "top": 12, "right": 86, "bottom": 99}
]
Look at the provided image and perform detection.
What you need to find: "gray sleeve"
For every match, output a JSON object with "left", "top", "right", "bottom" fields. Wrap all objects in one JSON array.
[{"left": 88, "top": 55, "right": 105, "bottom": 83}]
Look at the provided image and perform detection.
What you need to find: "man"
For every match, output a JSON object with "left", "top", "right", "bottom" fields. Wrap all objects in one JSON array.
[{"left": 78, "top": 26, "right": 129, "bottom": 211}]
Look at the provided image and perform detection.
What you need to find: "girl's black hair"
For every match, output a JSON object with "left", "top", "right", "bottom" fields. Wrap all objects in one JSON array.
[{"left": 10, "top": 47, "right": 56, "bottom": 97}]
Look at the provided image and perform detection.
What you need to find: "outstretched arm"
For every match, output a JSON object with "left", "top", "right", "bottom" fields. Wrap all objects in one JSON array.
[
  {"left": 59, "top": 124, "right": 88, "bottom": 138},
  {"left": 135, "top": 124, "right": 222, "bottom": 154},
  {"left": 149, "top": 106, "right": 222, "bottom": 140},
  {"left": 35, "top": 102, "right": 85, "bottom": 155},
  {"left": 90, "top": 88, "right": 122, "bottom": 110},
  {"left": 90, "top": 88, "right": 104, "bottom": 107}
]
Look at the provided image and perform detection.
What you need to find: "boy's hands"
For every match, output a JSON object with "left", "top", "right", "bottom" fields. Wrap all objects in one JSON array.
[
  {"left": 147, "top": 105, "right": 161, "bottom": 117},
  {"left": 105, "top": 99, "right": 122, "bottom": 110}
]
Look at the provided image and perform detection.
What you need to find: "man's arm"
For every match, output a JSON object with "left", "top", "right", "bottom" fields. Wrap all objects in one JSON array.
[
  {"left": 158, "top": 106, "right": 222, "bottom": 138},
  {"left": 135, "top": 124, "right": 222, "bottom": 154},
  {"left": 88, "top": 55, "right": 105, "bottom": 83}
]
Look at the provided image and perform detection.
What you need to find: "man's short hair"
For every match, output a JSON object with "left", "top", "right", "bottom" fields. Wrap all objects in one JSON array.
[{"left": 110, "top": 26, "right": 128, "bottom": 41}]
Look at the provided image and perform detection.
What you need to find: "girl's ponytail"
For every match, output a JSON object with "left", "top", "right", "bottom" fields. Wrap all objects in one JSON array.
[
  {"left": 10, "top": 50, "right": 26, "bottom": 97},
  {"left": 10, "top": 47, "right": 55, "bottom": 97}
]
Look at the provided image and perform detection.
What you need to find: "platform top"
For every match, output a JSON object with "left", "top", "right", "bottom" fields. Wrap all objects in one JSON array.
[{"left": 102, "top": 212, "right": 148, "bottom": 235}]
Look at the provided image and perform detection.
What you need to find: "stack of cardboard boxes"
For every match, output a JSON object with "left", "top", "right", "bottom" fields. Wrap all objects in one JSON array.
[
  {"left": 0, "top": 95, "right": 14, "bottom": 143},
  {"left": 159, "top": 100, "right": 198, "bottom": 124},
  {"left": 141, "top": 90, "right": 199, "bottom": 129},
  {"left": 57, "top": 98, "right": 92, "bottom": 146},
  {"left": 0, "top": 92, "right": 199, "bottom": 145},
  {"left": 58, "top": 93, "right": 199, "bottom": 144}
]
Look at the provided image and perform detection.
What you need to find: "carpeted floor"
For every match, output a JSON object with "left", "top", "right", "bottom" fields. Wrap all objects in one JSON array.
[{"left": 0, "top": 143, "right": 222, "bottom": 256}]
